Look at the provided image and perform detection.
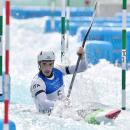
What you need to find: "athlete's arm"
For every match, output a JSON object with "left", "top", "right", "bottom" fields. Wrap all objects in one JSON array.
[
  {"left": 56, "top": 53, "right": 87, "bottom": 75},
  {"left": 30, "top": 78, "right": 54, "bottom": 113}
]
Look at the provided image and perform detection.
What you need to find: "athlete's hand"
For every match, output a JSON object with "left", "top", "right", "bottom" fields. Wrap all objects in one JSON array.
[
  {"left": 77, "top": 47, "right": 84, "bottom": 58},
  {"left": 62, "top": 97, "right": 72, "bottom": 108}
]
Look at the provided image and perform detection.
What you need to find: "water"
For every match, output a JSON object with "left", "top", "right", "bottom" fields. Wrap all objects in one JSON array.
[{"left": 0, "top": 16, "right": 130, "bottom": 130}]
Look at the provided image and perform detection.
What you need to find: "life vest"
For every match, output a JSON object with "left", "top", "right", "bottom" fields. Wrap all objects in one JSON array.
[{"left": 38, "top": 68, "right": 64, "bottom": 94}]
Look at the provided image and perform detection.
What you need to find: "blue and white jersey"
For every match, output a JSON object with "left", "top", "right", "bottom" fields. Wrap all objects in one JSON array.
[
  {"left": 38, "top": 68, "right": 65, "bottom": 100},
  {"left": 30, "top": 55, "right": 87, "bottom": 112}
]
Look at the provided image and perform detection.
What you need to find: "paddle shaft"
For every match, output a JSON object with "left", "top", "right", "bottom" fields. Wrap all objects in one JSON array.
[{"left": 67, "top": 2, "right": 97, "bottom": 98}]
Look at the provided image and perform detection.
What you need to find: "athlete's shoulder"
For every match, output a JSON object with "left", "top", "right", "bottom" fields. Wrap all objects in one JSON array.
[
  {"left": 30, "top": 74, "right": 46, "bottom": 96},
  {"left": 55, "top": 65, "right": 70, "bottom": 75},
  {"left": 54, "top": 65, "right": 65, "bottom": 73},
  {"left": 32, "top": 74, "right": 43, "bottom": 83}
]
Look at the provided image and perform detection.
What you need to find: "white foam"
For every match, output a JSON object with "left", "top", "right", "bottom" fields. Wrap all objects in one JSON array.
[{"left": 1, "top": 16, "right": 130, "bottom": 130}]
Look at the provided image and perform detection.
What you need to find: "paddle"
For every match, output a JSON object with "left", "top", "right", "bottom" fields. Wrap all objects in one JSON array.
[{"left": 67, "top": 1, "right": 97, "bottom": 98}]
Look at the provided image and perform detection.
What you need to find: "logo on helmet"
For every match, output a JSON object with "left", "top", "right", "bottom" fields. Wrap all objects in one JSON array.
[{"left": 46, "top": 56, "right": 52, "bottom": 60}]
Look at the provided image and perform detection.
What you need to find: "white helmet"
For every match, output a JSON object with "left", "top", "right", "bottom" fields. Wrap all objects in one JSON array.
[{"left": 38, "top": 51, "right": 55, "bottom": 62}]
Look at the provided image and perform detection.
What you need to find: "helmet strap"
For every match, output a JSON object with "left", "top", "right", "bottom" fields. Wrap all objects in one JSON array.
[{"left": 38, "top": 63, "right": 41, "bottom": 70}]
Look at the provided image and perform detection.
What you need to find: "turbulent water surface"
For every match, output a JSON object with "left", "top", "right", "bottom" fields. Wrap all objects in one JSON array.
[{"left": 0, "top": 16, "right": 130, "bottom": 130}]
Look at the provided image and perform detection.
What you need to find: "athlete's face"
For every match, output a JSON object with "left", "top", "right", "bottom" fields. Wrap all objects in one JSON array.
[{"left": 40, "top": 61, "right": 54, "bottom": 77}]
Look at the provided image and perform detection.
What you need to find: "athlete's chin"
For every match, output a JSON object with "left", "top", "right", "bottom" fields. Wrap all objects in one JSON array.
[{"left": 44, "top": 72, "right": 51, "bottom": 77}]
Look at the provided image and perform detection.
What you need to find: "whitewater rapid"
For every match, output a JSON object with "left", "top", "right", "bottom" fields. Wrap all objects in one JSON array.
[{"left": 0, "top": 16, "right": 130, "bottom": 130}]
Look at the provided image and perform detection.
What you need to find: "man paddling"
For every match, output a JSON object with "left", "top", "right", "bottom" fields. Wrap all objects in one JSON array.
[{"left": 30, "top": 47, "right": 87, "bottom": 113}]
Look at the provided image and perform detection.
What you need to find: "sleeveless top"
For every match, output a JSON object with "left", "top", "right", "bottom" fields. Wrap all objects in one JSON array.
[{"left": 38, "top": 68, "right": 64, "bottom": 94}]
